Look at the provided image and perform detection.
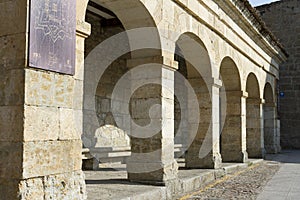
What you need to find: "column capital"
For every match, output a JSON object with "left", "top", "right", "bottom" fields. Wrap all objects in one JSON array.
[
  {"left": 220, "top": 90, "right": 248, "bottom": 98},
  {"left": 242, "top": 91, "right": 249, "bottom": 98},
  {"left": 210, "top": 78, "right": 223, "bottom": 88},
  {"left": 76, "top": 20, "right": 91, "bottom": 38}
]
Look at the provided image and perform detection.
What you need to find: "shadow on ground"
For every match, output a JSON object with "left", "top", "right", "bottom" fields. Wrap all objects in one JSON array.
[{"left": 265, "top": 150, "right": 300, "bottom": 164}]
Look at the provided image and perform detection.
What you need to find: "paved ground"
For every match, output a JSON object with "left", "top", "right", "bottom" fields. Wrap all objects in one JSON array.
[
  {"left": 84, "top": 165, "right": 166, "bottom": 200},
  {"left": 257, "top": 150, "right": 300, "bottom": 200},
  {"left": 84, "top": 160, "right": 263, "bottom": 200},
  {"left": 84, "top": 151, "right": 300, "bottom": 199},
  {"left": 180, "top": 162, "right": 280, "bottom": 200},
  {"left": 180, "top": 150, "right": 300, "bottom": 200}
]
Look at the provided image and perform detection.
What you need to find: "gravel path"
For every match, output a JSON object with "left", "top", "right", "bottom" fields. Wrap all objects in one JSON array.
[{"left": 181, "top": 161, "right": 280, "bottom": 200}]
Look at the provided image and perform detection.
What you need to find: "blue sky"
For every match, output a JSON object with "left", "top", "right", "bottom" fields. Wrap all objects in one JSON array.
[{"left": 249, "top": 0, "right": 279, "bottom": 6}]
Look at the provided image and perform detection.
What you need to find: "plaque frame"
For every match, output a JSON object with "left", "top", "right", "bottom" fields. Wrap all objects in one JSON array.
[{"left": 28, "top": 0, "right": 76, "bottom": 75}]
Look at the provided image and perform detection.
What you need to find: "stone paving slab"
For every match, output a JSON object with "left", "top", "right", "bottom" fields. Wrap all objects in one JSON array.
[
  {"left": 85, "top": 169, "right": 167, "bottom": 200},
  {"left": 257, "top": 150, "right": 300, "bottom": 200},
  {"left": 180, "top": 161, "right": 280, "bottom": 200}
]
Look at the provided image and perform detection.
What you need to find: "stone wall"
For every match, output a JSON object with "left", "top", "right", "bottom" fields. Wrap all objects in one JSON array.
[
  {"left": 0, "top": 1, "right": 86, "bottom": 199},
  {"left": 257, "top": 0, "right": 300, "bottom": 149}
]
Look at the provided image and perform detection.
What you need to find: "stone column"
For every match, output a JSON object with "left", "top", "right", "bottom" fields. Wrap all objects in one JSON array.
[
  {"left": 246, "top": 98, "right": 264, "bottom": 158},
  {"left": 221, "top": 91, "right": 248, "bottom": 163},
  {"left": 263, "top": 102, "right": 278, "bottom": 153},
  {"left": 260, "top": 100, "right": 266, "bottom": 156},
  {"left": 276, "top": 118, "right": 281, "bottom": 153},
  {"left": 126, "top": 56, "right": 178, "bottom": 185},
  {"left": 185, "top": 78, "right": 222, "bottom": 169},
  {"left": 0, "top": 1, "right": 89, "bottom": 198}
]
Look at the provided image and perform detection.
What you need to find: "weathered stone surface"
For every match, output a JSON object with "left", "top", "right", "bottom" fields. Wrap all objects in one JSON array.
[
  {"left": 43, "top": 171, "right": 86, "bottom": 200},
  {"left": 0, "top": 0, "right": 27, "bottom": 36},
  {"left": 59, "top": 108, "right": 82, "bottom": 140},
  {"left": 23, "top": 140, "right": 82, "bottom": 179},
  {"left": 0, "top": 178, "right": 19, "bottom": 200},
  {"left": 0, "top": 68, "right": 25, "bottom": 106},
  {"left": 17, "top": 171, "right": 86, "bottom": 200},
  {"left": 0, "top": 142, "right": 22, "bottom": 179},
  {"left": 24, "top": 69, "right": 75, "bottom": 108},
  {"left": 24, "top": 105, "right": 59, "bottom": 142},
  {"left": 19, "top": 178, "right": 44, "bottom": 200},
  {"left": 0, "top": 106, "right": 23, "bottom": 142}
]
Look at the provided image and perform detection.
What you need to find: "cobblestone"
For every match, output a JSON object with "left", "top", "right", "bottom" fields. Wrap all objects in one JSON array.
[{"left": 180, "top": 161, "right": 280, "bottom": 200}]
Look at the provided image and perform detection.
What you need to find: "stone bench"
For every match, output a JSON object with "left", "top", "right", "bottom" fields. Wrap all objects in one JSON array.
[
  {"left": 83, "top": 144, "right": 186, "bottom": 170},
  {"left": 82, "top": 146, "right": 131, "bottom": 170}
]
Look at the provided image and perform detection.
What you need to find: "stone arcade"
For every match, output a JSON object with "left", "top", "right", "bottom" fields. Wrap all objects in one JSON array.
[{"left": 0, "top": 0, "right": 287, "bottom": 199}]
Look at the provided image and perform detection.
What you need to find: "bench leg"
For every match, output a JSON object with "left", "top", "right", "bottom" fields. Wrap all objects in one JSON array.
[{"left": 82, "top": 157, "right": 99, "bottom": 170}]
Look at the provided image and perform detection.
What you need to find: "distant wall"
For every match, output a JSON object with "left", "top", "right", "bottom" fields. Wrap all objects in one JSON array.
[{"left": 257, "top": 0, "right": 300, "bottom": 149}]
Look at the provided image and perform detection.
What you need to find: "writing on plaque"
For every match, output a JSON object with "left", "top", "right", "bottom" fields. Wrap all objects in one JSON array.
[{"left": 29, "top": 0, "right": 76, "bottom": 75}]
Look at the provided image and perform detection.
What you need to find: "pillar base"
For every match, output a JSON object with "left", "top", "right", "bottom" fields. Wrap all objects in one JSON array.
[
  {"left": 222, "top": 150, "right": 248, "bottom": 163},
  {"left": 15, "top": 171, "right": 86, "bottom": 200},
  {"left": 186, "top": 152, "right": 222, "bottom": 169},
  {"left": 248, "top": 148, "right": 265, "bottom": 159},
  {"left": 265, "top": 145, "right": 279, "bottom": 154},
  {"left": 127, "top": 161, "right": 178, "bottom": 186}
]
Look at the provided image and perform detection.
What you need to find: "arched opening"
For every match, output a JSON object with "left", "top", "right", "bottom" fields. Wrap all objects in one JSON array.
[
  {"left": 263, "top": 83, "right": 278, "bottom": 153},
  {"left": 82, "top": 0, "right": 176, "bottom": 190},
  {"left": 174, "top": 33, "right": 219, "bottom": 169},
  {"left": 220, "top": 57, "right": 247, "bottom": 162},
  {"left": 246, "top": 73, "right": 263, "bottom": 158},
  {"left": 82, "top": 1, "right": 130, "bottom": 171}
]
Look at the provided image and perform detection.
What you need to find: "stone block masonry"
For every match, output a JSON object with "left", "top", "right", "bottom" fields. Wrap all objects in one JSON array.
[
  {"left": 0, "top": 0, "right": 287, "bottom": 199},
  {"left": 257, "top": 0, "right": 300, "bottom": 149},
  {"left": 0, "top": 0, "right": 87, "bottom": 199}
]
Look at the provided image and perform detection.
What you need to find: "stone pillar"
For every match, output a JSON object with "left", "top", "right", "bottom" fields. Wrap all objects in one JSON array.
[
  {"left": 260, "top": 100, "right": 266, "bottom": 156},
  {"left": 246, "top": 98, "right": 264, "bottom": 158},
  {"left": 126, "top": 56, "right": 178, "bottom": 185},
  {"left": 185, "top": 78, "right": 222, "bottom": 169},
  {"left": 0, "top": 0, "right": 27, "bottom": 196},
  {"left": 276, "top": 119, "right": 281, "bottom": 152},
  {"left": 263, "top": 102, "right": 278, "bottom": 153},
  {"left": 221, "top": 91, "right": 248, "bottom": 163},
  {"left": 0, "top": 1, "right": 89, "bottom": 198}
]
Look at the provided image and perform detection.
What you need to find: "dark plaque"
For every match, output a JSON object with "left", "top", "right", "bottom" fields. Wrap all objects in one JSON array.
[{"left": 29, "top": 0, "right": 76, "bottom": 75}]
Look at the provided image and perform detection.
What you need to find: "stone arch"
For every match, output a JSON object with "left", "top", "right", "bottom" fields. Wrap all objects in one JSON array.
[
  {"left": 174, "top": 32, "right": 220, "bottom": 168},
  {"left": 264, "top": 83, "right": 274, "bottom": 103},
  {"left": 220, "top": 57, "right": 247, "bottom": 162},
  {"left": 246, "top": 73, "right": 260, "bottom": 98},
  {"left": 263, "top": 83, "right": 278, "bottom": 153},
  {"left": 82, "top": 0, "right": 163, "bottom": 148},
  {"left": 219, "top": 57, "right": 241, "bottom": 90},
  {"left": 175, "top": 32, "right": 212, "bottom": 79},
  {"left": 79, "top": 0, "right": 160, "bottom": 28},
  {"left": 81, "top": 0, "right": 172, "bottom": 181},
  {"left": 246, "top": 73, "right": 264, "bottom": 158}
]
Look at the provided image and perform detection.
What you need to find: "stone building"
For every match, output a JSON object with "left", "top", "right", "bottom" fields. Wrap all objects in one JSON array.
[
  {"left": 0, "top": 0, "right": 287, "bottom": 199},
  {"left": 256, "top": 0, "right": 300, "bottom": 149}
]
